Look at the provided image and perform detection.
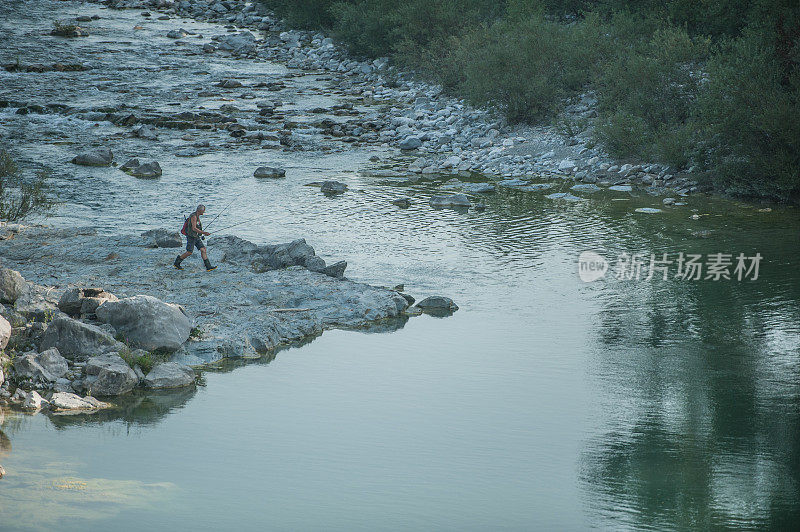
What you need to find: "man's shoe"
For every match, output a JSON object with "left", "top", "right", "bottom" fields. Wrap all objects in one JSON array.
[
  {"left": 206, "top": 265, "right": 217, "bottom": 271},
  {"left": 174, "top": 256, "right": 184, "bottom": 270}
]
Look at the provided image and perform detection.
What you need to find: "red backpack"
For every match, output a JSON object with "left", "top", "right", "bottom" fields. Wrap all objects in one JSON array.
[{"left": 180, "top": 215, "right": 189, "bottom": 236}]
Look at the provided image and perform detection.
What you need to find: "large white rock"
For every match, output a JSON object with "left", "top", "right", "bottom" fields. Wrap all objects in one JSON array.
[
  {"left": 95, "top": 295, "right": 191, "bottom": 351},
  {"left": 49, "top": 392, "right": 109, "bottom": 411},
  {"left": 36, "top": 347, "right": 69, "bottom": 378},
  {"left": 141, "top": 228, "right": 182, "bottom": 248},
  {"left": 0, "top": 315, "right": 10, "bottom": 349},
  {"left": 143, "top": 362, "right": 196, "bottom": 389},
  {"left": 22, "top": 390, "right": 46, "bottom": 411}
]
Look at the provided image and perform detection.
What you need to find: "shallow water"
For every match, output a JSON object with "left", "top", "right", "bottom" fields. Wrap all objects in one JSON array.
[{"left": 1, "top": 1, "right": 799, "bottom": 530}]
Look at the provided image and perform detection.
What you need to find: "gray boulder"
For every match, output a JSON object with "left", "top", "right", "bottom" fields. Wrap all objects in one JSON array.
[
  {"left": 141, "top": 228, "right": 182, "bottom": 248},
  {"left": 40, "top": 314, "right": 122, "bottom": 360},
  {"left": 37, "top": 347, "right": 69, "bottom": 377},
  {"left": 253, "top": 166, "right": 286, "bottom": 178},
  {"left": 13, "top": 353, "right": 54, "bottom": 382},
  {"left": 58, "top": 287, "right": 118, "bottom": 317},
  {"left": 143, "top": 362, "right": 195, "bottom": 389},
  {"left": 217, "top": 79, "right": 243, "bottom": 88},
  {"left": 217, "top": 32, "right": 257, "bottom": 54},
  {"left": 71, "top": 147, "right": 113, "bottom": 166},
  {"left": 13, "top": 347, "right": 68, "bottom": 383},
  {"left": 49, "top": 392, "right": 109, "bottom": 411},
  {"left": 95, "top": 295, "right": 191, "bottom": 351},
  {"left": 557, "top": 159, "right": 576, "bottom": 172},
  {"left": 322, "top": 260, "right": 347, "bottom": 279},
  {"left": 429, "top": 194, "right": 471, "bottom": 208},
  {"left": 304, "top": 256, "right": 326, "bottom": 273},
  {"left": 119, "top": 158, "right": 140, "bottom": 172},
  {"left": 133, "top": 125, "right": 158, "bottom": 140},
  {"left": 0, "top": 268, "right": 26, "bottom": 303},
  {"left": 0, "top": 315, "right": 10, "bottom": 349},
  {"left": 122, "top": 159, "right": 162, "bottom": 178},
  {"left": 13, "top": 284, "right": 59, "bottom": 321},
  {"left": 399, "top": 137, "right": 422, "bottom": 150},
  {"left": 416, "top": 296, "right": 459, "bottom": 312},
  {"left": 84, "top": 353, "right": 138, "bottom": 396},
  {"left": 392, "top": 197, "right": 411, "bottom": 208},
  {"left": 608, "top": 184, "right": 633, "bottom": 192},
  {"left": 320, "top": 181, "right": 347, "bottom": 194}
]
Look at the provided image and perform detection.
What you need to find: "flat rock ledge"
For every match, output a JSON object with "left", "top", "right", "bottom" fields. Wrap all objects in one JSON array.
[{"left": 0, "top": 224, "right": 456, "bottom": 408}]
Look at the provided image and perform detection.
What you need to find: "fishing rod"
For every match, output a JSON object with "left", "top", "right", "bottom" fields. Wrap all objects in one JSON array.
[
  {"left": 208, "top": 213, "right": 272, "bottom": 235},
  {"left": 204, "top": 195, "right": 238, "bottom": 230}
]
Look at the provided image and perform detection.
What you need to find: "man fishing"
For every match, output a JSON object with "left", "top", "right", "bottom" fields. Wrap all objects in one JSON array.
[{"left": 174, "top": 204, "right": 217, "bottom": 271}]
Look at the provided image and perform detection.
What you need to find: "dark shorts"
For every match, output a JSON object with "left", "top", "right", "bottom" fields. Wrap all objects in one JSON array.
[{"left": 186, "top": 236, "right": 206, "bottom": 252}]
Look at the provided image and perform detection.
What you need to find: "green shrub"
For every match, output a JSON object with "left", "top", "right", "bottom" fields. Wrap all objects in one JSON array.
[
  {"left": 695, "top": 30, "right": 800, "bottom": 201},
  {"left": 328, "top": 1, "right": 396, "bottom": 58},
  {"left": 428, "top": 12, "right": 608, "bottom": 122},
  {"left": 119, "top": 346, "right": 171, "bottom": 374},
  {"left": 594, "top": 26, "right": 709, "bottom": 167},
  {"left": 260, "top": 0, "right": 341, "bottom": 28}
]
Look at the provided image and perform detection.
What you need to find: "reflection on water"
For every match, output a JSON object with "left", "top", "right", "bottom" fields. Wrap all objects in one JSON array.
[
  {"left": 581, "top": 244, "right": 800, "bottom": 530},
  {"left": 1, "top": 406, "right": 177, "bottom": 531},
  {"left": 47, "top": 388, "right": 199, "bottom": 429}
]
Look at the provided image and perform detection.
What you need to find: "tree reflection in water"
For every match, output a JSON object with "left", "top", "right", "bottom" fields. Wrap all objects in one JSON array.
[{"left": 581, "top": 257, "right": 800, "bottom": 529}]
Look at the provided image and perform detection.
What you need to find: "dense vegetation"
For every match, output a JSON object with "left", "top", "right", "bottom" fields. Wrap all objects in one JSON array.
[{"left": 260, "top": 0, "right": 800, "bottom": 202}]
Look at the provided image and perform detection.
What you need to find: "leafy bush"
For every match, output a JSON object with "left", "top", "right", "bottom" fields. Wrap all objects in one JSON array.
[
  {"left": 0, "top": 150, "right": 56, "bottom": 222},
  {"left": 426, "top": 12, "right": 608, "bottom": 122},
  {"left": 119, "top": 346, "right": 171, "bottom": 374},
  {"left": 594, "top": 26, "right": 709, "bottom": 167},
  {"left": 695, "top": 29, "right": 800, "bottom": 201},
  {"left": 261, "top": 0, "right": 341, "bottom": 28}
]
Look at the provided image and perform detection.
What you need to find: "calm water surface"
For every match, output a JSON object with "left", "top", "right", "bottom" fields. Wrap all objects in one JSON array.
[{"left": 1, "top": 1, "right": 799, "bottom": 530}]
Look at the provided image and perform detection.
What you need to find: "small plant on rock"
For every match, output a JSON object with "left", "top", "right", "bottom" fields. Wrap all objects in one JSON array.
[{"left": 51, "top": 21, "right": 80, "bottom": 37}]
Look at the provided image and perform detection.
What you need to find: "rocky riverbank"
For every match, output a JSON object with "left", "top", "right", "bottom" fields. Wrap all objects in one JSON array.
[
  {"left": 1, "top": 0, "right": 702, "bottom": 214},
  {"left": 140, "top": 0, "right": 702, "bottom": 196},
  {"left": 0, "top": 222, "right": 457, "bottom": 412}
]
